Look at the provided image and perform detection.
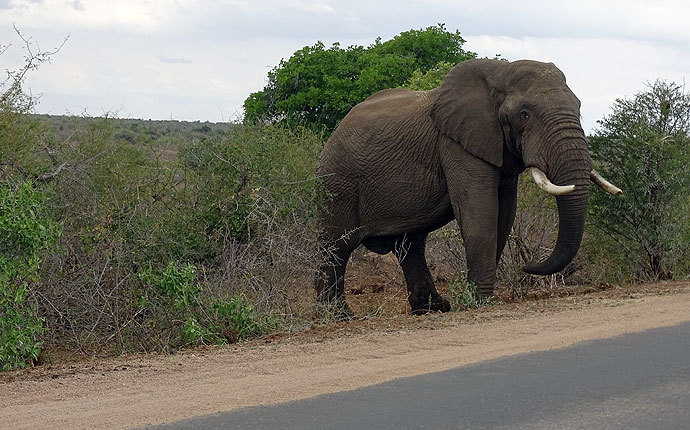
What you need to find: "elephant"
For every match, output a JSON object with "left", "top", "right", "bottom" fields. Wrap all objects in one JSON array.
[{"left": 315, "top": 59, "right": 621, "bottom": 317}]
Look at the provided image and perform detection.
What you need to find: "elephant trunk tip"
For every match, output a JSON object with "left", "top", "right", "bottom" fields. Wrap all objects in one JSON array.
[
  {"left": 522, "top": 191, "right": 588, "bottom": 277},
  {"left": 523, "top": 260, "right": 565, "bottom": 276}
]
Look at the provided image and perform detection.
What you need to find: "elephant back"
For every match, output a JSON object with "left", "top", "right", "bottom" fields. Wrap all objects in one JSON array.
[{"left": 318, "top": 87, "right": 439, "bottom": 177}]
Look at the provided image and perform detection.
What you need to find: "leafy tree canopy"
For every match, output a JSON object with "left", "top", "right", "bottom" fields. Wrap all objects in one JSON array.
[
  {"left": 402, "top": 60, "right": 456, "bottom": 91},
  {"left": 588, "top": 80, "right": 690, "bottom": 280},
  {"left": 243, "top": 24, "right": 476, "bottom": 132}
]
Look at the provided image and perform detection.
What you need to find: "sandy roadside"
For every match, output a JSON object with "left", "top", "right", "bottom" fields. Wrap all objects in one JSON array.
[{"left": 2, "top": 287, "right": 690, "bottom": 429}]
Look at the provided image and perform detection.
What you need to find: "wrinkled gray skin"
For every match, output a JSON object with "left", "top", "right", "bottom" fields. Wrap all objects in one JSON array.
[{"left": 316, "top": 59, "right": 592, "bottom": 316}]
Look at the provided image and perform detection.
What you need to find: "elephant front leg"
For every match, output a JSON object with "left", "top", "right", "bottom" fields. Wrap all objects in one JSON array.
[
  {"left": 448, "top": 171, "right": 501, "bottom": 299},
  {"left": 462, "top": 225, "right": 498, "bottom": 299},
  {"left": 441, "top": 143, "right": 502, "bottom": 299}
]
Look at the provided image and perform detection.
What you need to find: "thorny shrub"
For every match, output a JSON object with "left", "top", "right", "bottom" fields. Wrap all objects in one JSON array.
[
  {"left": 139, "top": 262, "right": 278, "bottom": 346},
  {"left": 1, "top": 28, "right": 64, "bottom": 370},
  {"left": 32, "top": 120, "right": 326, "bottom": 355}
]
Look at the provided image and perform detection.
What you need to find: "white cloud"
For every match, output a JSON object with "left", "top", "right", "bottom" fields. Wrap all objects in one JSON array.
[
  {"left": 426, "top": 0, "right": 690, "bottom": 43},
  {"left": 0, "top": 0, "right": 197, "bottom": 33},
  {"left": 159, "top": 57, "right": 193, "bottom": 64},
  {"left": 286, "top": 0, "right": 336, "bottom": 15},
  {"left": 1, "top": 0, "right": 689, "bottom": 129}
]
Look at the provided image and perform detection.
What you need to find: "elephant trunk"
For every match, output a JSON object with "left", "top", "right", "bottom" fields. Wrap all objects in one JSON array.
[{"left": 524, "top": 140, "right": 591, "bottom": 276}]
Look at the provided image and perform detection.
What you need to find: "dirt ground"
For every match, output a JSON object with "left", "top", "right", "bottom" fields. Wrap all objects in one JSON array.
[{"left": 2, "top": 275, "right": 690, "bottom": 429}]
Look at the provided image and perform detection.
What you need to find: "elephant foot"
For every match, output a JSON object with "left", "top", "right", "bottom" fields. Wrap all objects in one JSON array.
[
  {"left": 410, "top": 295, "right": 451, "bottom": 315},
  {"left": 476, "top": 285, "right": 494, "bottom": 301}
]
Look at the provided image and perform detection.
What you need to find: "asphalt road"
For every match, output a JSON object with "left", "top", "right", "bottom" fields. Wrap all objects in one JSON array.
[{"left": 149, "top": 321, "right": 690, "bottom": 430}]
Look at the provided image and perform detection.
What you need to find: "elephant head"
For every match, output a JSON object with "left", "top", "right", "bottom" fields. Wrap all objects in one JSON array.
[{"left": 432, "top": 59, "right": 619, "bottom": 275}]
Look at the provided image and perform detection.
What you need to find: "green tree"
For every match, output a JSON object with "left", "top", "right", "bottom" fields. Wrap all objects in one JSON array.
[
  {"left": 588, "top": 80, "right": 690, "bottom": 280},
  {"left": 243, "top": 24, "right": 476, "bottom": 132},
  {"left": 403, "top": 60, "right": 455, "bottom": 91}
]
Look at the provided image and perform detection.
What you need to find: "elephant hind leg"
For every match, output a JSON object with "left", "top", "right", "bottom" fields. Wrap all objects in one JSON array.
[
  {"left": 315, "top": 222, "right": 362, "bottom": 319},
  {"left": 315, "top": 189, "right": 362, "bottom": 319},
  {"left": 315, "top": 240, "right": 355, "bottom": 320},
  {"left": 394, "top": 233, "right": 451, "bottom": 314}
]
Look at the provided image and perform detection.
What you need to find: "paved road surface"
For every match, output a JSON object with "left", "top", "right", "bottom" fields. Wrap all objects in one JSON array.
[{"left": 149, "top": 321, "right": 690, "bottom": 429}]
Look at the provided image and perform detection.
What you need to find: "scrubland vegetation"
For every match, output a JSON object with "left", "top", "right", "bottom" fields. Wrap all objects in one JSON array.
[{"left": 2, "top": 25, "right": 690, "bottom": 370}]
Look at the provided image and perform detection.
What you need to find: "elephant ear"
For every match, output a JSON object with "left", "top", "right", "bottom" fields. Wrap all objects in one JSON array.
[{"left": 431, "top": 59, "right": 505, "bottom": 167}]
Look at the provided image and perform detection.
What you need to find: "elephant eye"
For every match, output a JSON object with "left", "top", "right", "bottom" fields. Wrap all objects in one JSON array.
[{"left": 521, "top": 111, "right": 530, "bottom": 121}]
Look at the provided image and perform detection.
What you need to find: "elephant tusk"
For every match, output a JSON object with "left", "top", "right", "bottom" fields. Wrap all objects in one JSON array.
[
  {"left": 590, "top": 170, "right": 622, "bottom": 195},
  {"left": 530, "top": 168, "right": 576, "bottom": 196}
]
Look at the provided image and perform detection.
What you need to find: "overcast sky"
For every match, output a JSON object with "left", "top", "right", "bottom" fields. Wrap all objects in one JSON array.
[{"left": 2, "top": 0, "right": 690, "bottom": 133}]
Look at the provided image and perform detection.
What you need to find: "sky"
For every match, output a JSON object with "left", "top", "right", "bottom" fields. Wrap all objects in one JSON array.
[{"left": 2, "top": 0, "right": 690, "bottom": 134}]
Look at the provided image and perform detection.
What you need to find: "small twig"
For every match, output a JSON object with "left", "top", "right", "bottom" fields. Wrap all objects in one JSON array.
[
  {"left": 103, "top": 307, "right": 146, "bottom": 346},
  {"left": 43, "top": 145, "right": 59, "bottom": 163},
  {"left": 37, "top": 162, "right": 67, "bottom": 181},
  {"left": 210, "top": 150, "right": 243, "bottom": 173}
]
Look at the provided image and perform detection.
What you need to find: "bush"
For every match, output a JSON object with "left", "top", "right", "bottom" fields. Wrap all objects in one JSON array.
[
  {"left": 0, "top": 181, "right": 60, "bottom": 370},
  {"left": 1, "top": 27, "right": 66, "bottom": 183},
  {"left": 139, "top": 262, "right": 277, "bottom": 347},
  {"left": 32, "top": 120, "right": 325, "bottom": 354},
  {"left": 1, "top": 28, "right": 64, "bottom": 370},
  {"left": 588, "top": 80, "right": 690, "bottom": 281}
]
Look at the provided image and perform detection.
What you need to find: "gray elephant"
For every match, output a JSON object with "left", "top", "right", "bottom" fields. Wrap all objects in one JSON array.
[{"left": 315, "top": 59, "right": 620, "bottom": 317}]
